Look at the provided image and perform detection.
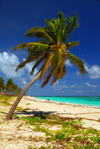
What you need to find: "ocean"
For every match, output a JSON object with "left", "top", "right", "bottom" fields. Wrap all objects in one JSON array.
[{"left": 36, "top": 96, "right": 100, "bottom": 108}]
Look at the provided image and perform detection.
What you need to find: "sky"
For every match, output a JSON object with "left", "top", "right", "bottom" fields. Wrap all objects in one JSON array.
[{"left": 0, "top": 0, "right": 100, "bottom": 96}]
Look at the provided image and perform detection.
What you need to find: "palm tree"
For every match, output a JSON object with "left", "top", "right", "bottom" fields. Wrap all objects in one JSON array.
[
  {"left": 6, "top": 79, "right": 15, "bottom": 95},
  {"left": 6, "top": 12, "right": 85, "bottom": 120},
  {"left": 0, "top": 77, "right": 5, "bottom": 92}
]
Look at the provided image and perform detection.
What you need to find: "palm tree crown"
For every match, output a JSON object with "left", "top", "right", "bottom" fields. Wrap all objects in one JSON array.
[{"left": 14, "top": 12, "right": 86, "bottom": 88}]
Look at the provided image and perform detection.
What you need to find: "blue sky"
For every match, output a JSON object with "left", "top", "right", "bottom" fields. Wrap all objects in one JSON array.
[{"left": 0, "top": 0, "right": 100, "bottom": 96}]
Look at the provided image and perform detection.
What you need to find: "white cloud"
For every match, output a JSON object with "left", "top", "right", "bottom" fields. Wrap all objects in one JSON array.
[
  {"left": 84, "top": 64, "right": 100, "bottom": 79},
  {"left": 51, "top": 81, "right": 69, "bottom": 90},
  {"left": 65, "top": 60, "right": 73, "bottom": 67},
  {"left": 0, "top": 52, "right": 38, "bottom": 88},
  {"left": 0, "top": 52, "right": 24, "bottom": 78},
  {"left": 86, "top": 82, "right": 99, "bottom": 88},
  {"left": 51, "top": 81, "right": 82, "bottom": 91},
  {"left": 71, "top": 85, "right": 76, "bottom": 88},
  {"left": 15, "top": 77, "right": 28, "bottom": 89},
  {"left": 86, "top": 82, "right": 91, "bottom": 87},
  {"left": 36, "top": 83, "right": 39, "bottom": 86},
  {"left": 76, "top": 71, "right": 80, "bottom": 76},
  {"left": 75, "top": 90, "right": 83, "bottom": 93},
  {"left": 22, "top": 80, "right": 27, "bottom": 85}
]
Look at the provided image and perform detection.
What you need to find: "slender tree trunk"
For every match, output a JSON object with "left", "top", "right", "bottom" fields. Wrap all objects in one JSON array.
[{"left": 6, "top": 71, "right": 41, "bottom": 120}]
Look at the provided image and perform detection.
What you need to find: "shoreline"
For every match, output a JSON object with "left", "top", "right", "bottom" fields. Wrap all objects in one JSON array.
[
  {"left": 25, "top": 96, "right": 100, "bottom": 109},
  {"left": 18, "top": 96, "right": 100, "bottom": 130}
]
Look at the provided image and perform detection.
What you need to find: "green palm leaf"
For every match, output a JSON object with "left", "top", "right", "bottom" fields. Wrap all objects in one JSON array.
[
  {"left": 66, "top": 41, "right": 80, "bottom": 49},
  {"left": 41, "top": 68, "right": 53, "bottom": 88},
  {"left": 14, "top": 42, "right": 49, "bottom": 51},
  {"left": 67, "top": 53, "right": 86, "bottom": 75},
  {"left": 45, "top": 18, "right": 56, "bottom": 34},
  {"left": 59, "top": 63, "right": 66, "bottom": 78},
  {"left": 61, "top": 12, "right": 79, "bottom": 43},
  {"left": 30, "top": 55, "right": 46, "bottom": 75},
  {"left": 53, "top": 48, "right": 63, "bottom": 74},
  {"left": 15, "top": 56, "right": 35, "bottom": 71},
  {"left": 58, "top": 12, "right": 66, "bottom": 42},
  {"left": 51, "top": 62, "right": 66, "bottom": 85},
  {"left": 40, "top": 53, "right": 53, "bottom": 80},
  {"left": 13, "top": 43, "right": 30, "bottom": 50},
  {"left": 25, "top": 27, "right": 54, "bottom": 43},
  {"left": 51, "top": 67, "right": 61, "bottom": 85}
]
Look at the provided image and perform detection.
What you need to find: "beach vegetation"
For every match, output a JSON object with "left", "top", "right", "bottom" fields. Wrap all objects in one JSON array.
[
  {"left": 1, "top": 108, "right": 100, "bottom": 148},
  {"left": 39, "top": 147, "right": 45, "bottom": 149},
  {"left": 16, "top": 106, "right": 24, "bottom": 112},
  {"left": 0, "top": 96, "right": 15, "bottom": 107},
  {"left": 6, "top": 12, "right": 86, "bottom": 120},
  {"left": 20, "top": 115, "right": 100, "bottom": 148},
  {"left": 8, "top": 138, "right": 12, "bottom": 141},
  {"left": 26, "top": 103, "right": 31, "bottom": 105},
  {"left": 12, "top": 114, "right": 19, "bottom": 118},
  {"left": 0, "top": 77, "right": 22, "bottom": 96}
]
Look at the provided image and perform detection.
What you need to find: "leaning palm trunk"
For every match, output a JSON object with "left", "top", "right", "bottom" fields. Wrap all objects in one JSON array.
[{"left": 6, "top": 71, "right": 41, "bottom": 120}]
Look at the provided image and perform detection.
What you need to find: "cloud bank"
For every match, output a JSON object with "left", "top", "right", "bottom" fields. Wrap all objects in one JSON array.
[
  {"left": 0, "top": 52, "right": 38, "bottom": 86},
  {"left": 85, "top": 64, "right": 100, "bottom": 79},
  {"left": 86, "top": 82, "right": 99, "bottom": 88},
  {"left": 51, "top": 81, "right": 83, "bottom": 91},
  {"left": 0, "top": 52, "right": 24, "bottom": 78}
]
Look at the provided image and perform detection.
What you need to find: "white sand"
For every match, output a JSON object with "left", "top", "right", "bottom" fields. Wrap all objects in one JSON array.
[
  {"left": 16, "top": 96, "right": 100, "bottom": 130},
  {"left": 0, "top": 96, "right": 100, "bottom": 149}
]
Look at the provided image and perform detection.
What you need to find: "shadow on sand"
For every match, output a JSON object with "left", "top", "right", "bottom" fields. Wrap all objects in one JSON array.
[{"left": 11, "top": 110, "right": 56, "bottom": 119}]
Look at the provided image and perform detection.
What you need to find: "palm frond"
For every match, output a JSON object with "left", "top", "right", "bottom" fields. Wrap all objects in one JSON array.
[
  {"left": 60, "top": 63, "right": 66, "bottom": 78},
  {"left": 40, "top": 53, "right": 53, "bottom": 80},
  {"left": 53, "top": 48, "right": 63, "bottom": 74},
  {"left": 13, "top": 43, "right": 30, "bottom": 50},
  {"left": 30, "top": 55, "right": 46, "bottom": 75},
  {"left": 45, "top": 19, "right": 56, "bottom": 34},
  {"left": 58, "top": 12, "right": 65, "bottom": 24},
  {"left": 15, "top": 56, "right": 35, "bottom": 71},
  {"left": 41, "top": 68, "right": 53, "bottom": 88},
  {"left": 51, "top": 67, "right": 61, "bottom": 85},
  {"left": 27, "top": 42, "right": 49, "bottom": 59},
  {"left": 61, "top": 12, "right": 79, "bottom": 43},
  {"left": 57, "top": 12, "right": 66, "bottom": 42},
  {"left": 66, "top": 41, "right": 80, "bottom": 49},
  {"left": 13, "top": 12, "right": 85, "bottom": 89},
  {"left": 25, "top": 27, "right": 54, "bottom": 43},
  {"left": 67, "top": 53, "right": 86, "bottom": 75},
  {"left": 51, "top": 63, "right": 66, "bottom": 85},
  {"left": 14, "top": 42, "right": 49, "bottom": 51}
]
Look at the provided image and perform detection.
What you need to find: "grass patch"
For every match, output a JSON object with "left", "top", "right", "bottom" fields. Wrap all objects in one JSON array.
[
  {"left": 26, "top": 103, "right": 31, "bottom": 105},
  {"left": 8, "top": 138, "right": 12, "bottom": 141},
  {"left": 16, "top": 106, "right": 24, "bottom": 112},
  {"left": 0, "top": 96, "right": 17, "bottom": 106},
  {"left": 21, "top": 115, "right": 100, "bottom": 148},
  {"left": 12, "top": 115, "right": 19, "bottom": 118}
]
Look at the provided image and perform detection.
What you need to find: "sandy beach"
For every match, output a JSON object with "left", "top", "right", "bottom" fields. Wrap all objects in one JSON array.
[
  {"left": 14, "top": 96, "right": 100, "bottom": 130},
  {"left": 0, "top": 96, "right": 100, "bottom": 149}
]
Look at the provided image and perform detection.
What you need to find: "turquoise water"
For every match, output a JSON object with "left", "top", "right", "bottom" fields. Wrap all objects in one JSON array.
[{"left": 36, "top": 96, "right": 100, "bottom": 107}]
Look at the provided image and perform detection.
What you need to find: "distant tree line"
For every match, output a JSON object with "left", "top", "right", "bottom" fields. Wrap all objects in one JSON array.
[{"left": 0, "top": 77, "right": 23, "bottom": 96}]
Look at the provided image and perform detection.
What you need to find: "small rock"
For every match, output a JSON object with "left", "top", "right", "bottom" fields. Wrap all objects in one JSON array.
[{"left": 47, "top": 99, "right": 50, "bottom": 101}]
